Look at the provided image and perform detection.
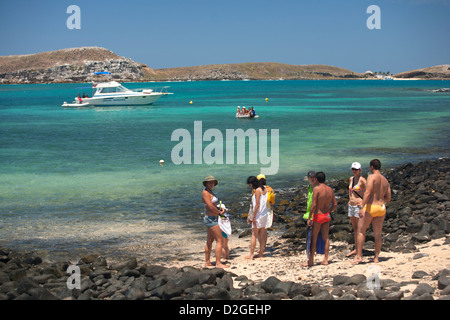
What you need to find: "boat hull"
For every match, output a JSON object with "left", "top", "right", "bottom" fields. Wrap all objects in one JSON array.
[
  {"left": 81, "top": 93, "right": 164, "bottom": 106},
  {"left": 236, "top": 115, "right": 259, "bottom": 118}
]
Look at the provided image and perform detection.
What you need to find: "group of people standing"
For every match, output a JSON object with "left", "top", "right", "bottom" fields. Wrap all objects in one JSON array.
[
  {"left": 349, "top": 159, "right": 391, "bottom": 264},
  {"left": 202, "top": 174, "right": 274, "bottom": 268},
  {"left": 201, "top": 158, "right": 391, "bottom": 269},
  {"left": 236, "top": 106, "right": 256, "bottom": 118},
  {"left": 302, "top": 159, "right": 391, "bottom": 266}
]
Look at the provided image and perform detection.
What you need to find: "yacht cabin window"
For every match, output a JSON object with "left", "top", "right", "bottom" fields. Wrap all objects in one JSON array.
[{"left": 99, "top": 86, "right": 127, "bottom": 94}]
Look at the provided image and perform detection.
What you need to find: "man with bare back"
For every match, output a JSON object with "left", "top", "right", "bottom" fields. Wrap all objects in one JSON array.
[
  {"left": 303, "top": 171, "right": 337, "bottom": 267},
  {"left": 353, "top": 159, "right": 391, "bottom": 264}
]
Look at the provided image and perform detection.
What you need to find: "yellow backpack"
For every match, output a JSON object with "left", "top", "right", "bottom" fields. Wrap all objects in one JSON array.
[
  {"left": 251, "top": 186, "right": 275, "bottom": 206},
  {"left": 266, "top": 186, "right": 275, "bottom": 207}
]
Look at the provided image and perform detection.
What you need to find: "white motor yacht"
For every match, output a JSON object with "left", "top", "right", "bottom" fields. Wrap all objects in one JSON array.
[{"left": 62, "top": 77, "right": 172, "bottom": 107}]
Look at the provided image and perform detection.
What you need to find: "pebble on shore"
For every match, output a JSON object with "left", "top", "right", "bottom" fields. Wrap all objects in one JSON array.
[
  {"left": 0, "top": 247, "right": 449, "bottom": 301},
  {"left": 0, "top": 158, "right": 449, "bottom": 300}
]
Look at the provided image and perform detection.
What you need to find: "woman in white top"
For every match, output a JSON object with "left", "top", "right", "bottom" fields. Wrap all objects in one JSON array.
[
  {"left": 202, "top": 176, "right": 228, "bottom": 268},
  {"left": 246, "top": 176, "right": 269, "bottom": 259}
]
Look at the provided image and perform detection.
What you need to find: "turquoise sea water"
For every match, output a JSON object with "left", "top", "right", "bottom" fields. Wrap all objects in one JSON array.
[{"left": 1, "top": 80, "right": 449, "bottom": 261}]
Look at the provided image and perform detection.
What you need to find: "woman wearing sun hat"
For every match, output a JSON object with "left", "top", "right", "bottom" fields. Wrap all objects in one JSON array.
[
  {"left": 346, "top": 162, "right": 366, "bottom": 257},
  {"left": 202, "top": 175, "right": 228, "bottom": 268}
]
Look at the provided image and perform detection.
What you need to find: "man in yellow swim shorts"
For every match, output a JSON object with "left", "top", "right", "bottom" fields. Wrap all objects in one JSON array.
[{"left": 353, "top": 159, "right": 391, "bottom": 264}]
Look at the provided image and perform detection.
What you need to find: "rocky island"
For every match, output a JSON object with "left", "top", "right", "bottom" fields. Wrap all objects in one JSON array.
[
  {"left": 1, "top": 47, "right": 448, "bottom": 84},
  {"left": 394, "top": 65, "right": 450, "bottom": 80},
  {"left": 0, "top": 47, "right": 148, "bottom": 84}
]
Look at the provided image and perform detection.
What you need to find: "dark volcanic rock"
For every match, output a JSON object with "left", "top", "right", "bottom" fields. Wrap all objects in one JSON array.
[{"left": 0, "top": 158, "right": 448, "bottom": 300}]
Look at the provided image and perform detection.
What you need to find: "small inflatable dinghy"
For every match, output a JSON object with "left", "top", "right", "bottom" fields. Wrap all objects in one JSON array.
[
  {"left": 236, "top": 115, "right": 259, "bottom": 119},
  {"left": 62, "top": 101, "right": 90, "bottom": 108}
]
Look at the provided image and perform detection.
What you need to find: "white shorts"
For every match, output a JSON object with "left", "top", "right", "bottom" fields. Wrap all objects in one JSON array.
[{"left": 348, "top": 204, "right": 360, "bottom": 218}]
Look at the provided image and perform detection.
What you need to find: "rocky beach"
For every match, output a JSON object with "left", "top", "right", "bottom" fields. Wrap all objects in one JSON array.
[{"left": 1, "top": 158, "right": 449, "bottom": 301}]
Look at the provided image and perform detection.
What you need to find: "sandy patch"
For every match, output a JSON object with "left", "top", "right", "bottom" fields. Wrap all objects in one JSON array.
[{"left": 163, "top": 234, "right": 450, "bottom": 298}]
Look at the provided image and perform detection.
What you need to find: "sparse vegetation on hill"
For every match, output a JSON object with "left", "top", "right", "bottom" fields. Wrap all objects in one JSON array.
[
  {"left": 0, "top": 47, "right": 122, "bottom": 74},
  {"left": 394, "top": 65, "right": 450, "bottom": 79},
  {"left": 144, "top": 62, "right": 363, "bottom": 81},
  {"left": 0, "top": 47, "right": 147, "bottom": 84},
  {"left": 0, "top": 47, "right": 448, "bottom": 83}
]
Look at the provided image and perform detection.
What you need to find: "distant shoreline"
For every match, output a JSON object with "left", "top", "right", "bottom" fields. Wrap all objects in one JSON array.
[
  {"left": 1, "top": 47, "right": 448, "bottom": 84},
  {"left": 0, "top": 77, "right": 445, "bottom": 85}
]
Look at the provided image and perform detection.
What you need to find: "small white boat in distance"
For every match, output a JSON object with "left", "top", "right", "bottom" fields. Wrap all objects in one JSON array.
[
  {"left": 236, "top": 105, "right": 259, "bottom": 118},
  {"left": 62, "top": 73, "right": 172, "bottom": 107}
]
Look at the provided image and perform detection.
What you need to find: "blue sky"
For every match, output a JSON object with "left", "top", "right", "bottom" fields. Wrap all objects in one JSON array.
[{"left": 0, "top": 0, "right": 449, "bottom": 73}]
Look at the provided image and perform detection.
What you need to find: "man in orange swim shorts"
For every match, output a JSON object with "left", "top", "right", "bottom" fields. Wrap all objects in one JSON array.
[
  {"left": 353, "top": 159, "right": 391, "bottom": 264},
  {"left": 304, "top": 172, "right": 337, "bottom": 267}
]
